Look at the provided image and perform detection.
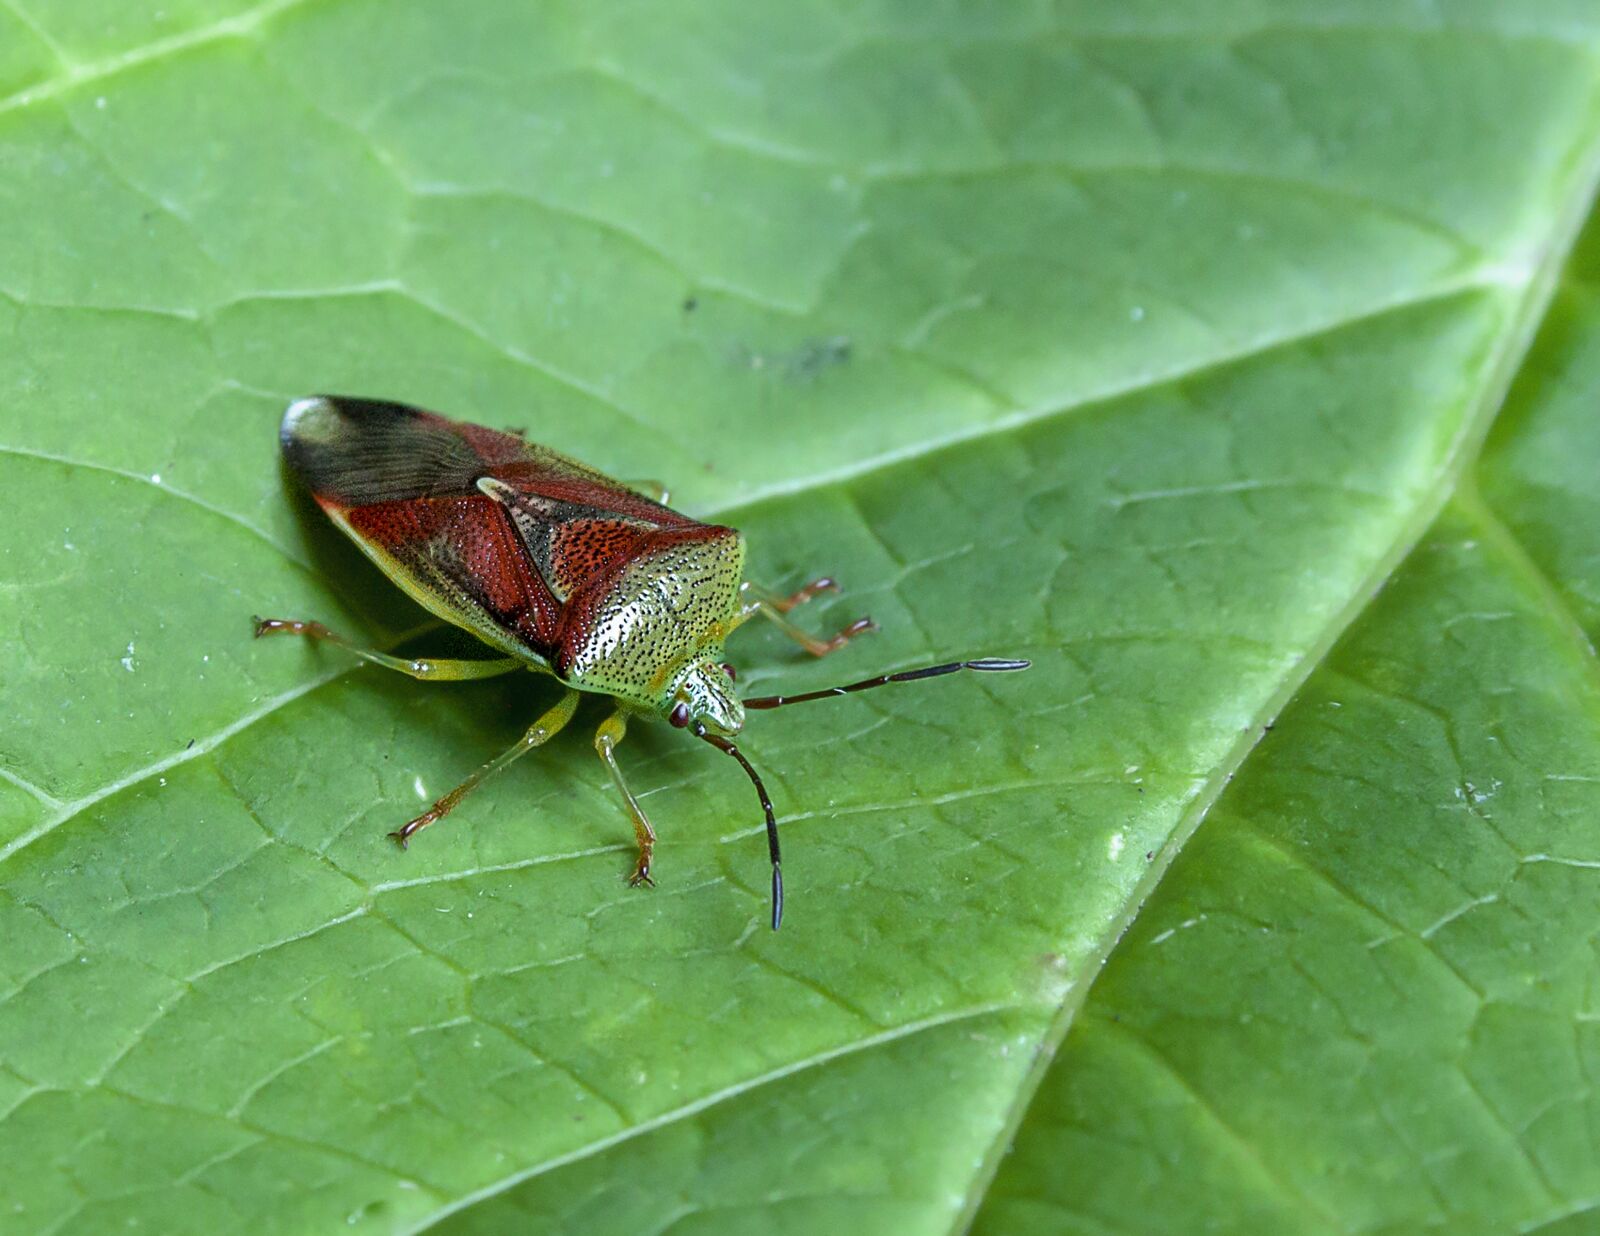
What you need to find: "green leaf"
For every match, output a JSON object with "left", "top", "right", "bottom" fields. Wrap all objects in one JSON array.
[{"left": 2, "top": 4, "right": 1599, "bottom": 1233}]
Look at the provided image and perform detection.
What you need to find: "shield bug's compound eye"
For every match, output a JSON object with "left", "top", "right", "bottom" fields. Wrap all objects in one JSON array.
[
  {"left": 669, "top": 701, "right": 692, "bottom": 728},
  {"left": 720, "top": 662, "right": 737, "bottom": 682}
]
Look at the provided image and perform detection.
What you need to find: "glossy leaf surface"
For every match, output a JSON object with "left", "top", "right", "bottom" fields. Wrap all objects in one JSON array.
[{"left": 2, "top": 3, "right": 1599, "bottom": 1233}]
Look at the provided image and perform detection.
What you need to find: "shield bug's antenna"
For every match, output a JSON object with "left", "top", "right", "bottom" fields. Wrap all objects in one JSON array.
[
  {"left": 728, "top": 658, "right": 1028, "bottom": 926},
  {"left": 742, "top": 658, "right": 1030, "bottom": 711},
  {"left": 697, "top": 728, "right": 784, "bottom": 930}
]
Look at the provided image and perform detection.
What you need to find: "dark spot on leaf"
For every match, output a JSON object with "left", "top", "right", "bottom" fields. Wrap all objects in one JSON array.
[
  {"left": 726, "top": 335, "right": 853, "bottom": 384},
  {"left": 790, "top": 335, "right": 852, "bottom": 381}
]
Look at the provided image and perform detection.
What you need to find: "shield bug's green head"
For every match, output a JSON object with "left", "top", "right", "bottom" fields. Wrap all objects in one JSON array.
[{"left": 665, "top": 657, "right": 744, "bottom": 736}]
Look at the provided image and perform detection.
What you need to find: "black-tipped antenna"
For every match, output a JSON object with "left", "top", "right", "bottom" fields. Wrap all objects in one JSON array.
[
  {"left": 698, "top": 728, "right": 784, "bottom": 930},
  {"left": 742, "top": 657, "right": 1030, "bottom": 711}
]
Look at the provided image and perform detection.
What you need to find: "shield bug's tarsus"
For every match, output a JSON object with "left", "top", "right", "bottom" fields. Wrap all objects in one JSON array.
[{"left": 259, "top": 397, "right": 1029, "bottom": 929}]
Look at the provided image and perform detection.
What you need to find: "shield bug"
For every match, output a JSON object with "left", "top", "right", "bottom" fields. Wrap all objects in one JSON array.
[{"left": 258, "top": 397, "right": 1028, "bottom": 928}]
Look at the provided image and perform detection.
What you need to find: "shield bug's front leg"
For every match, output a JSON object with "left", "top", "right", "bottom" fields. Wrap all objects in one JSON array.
[
  {"left": 254, "top": 618, "right": 526, "bottom": 681},
  {"left": 392, "top": 689, "right": 581, "bottom": 847},
  {"left": 593, "top": 709, "right": 657, "bottom": 887},
  {"left": 735, "top": 581, "right": 877, "bottom": 657}
]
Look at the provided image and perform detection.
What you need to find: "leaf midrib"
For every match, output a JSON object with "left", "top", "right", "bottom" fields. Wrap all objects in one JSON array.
[{"left": 946, "top": 86, "right": 1600, "bottom": 1236}]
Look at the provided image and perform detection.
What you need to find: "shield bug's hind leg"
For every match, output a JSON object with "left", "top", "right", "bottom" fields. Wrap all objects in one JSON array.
[
  {"left": 735, "top": 581, "right": 877, "bottom": 657},
  {"left": 593, "top": 710, "right": 657, "bottom": 887},
  {"left": 254, "top": 617, "right": 524, "bottom": 681},
  {"left": 760, "top": 576, "right": 839, "bottom": 612},
  {"left": 392, "top": 688, "right": 581, "bottom": 847}
]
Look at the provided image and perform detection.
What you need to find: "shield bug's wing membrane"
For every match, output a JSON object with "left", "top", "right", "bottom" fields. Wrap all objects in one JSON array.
[
  {"left": 282, "top": 396, "right": 572, "bottom": 662},
  {"left": 282, "top": 397, "right": 491, "bottom": 505}
]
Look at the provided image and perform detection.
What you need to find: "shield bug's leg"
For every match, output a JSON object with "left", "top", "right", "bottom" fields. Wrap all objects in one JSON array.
[
  {"left": 254, "top": 617, "right": 523, "bottom": 681},
  {"left": 754, "top": 577, "right": 839, "bottom": 613},
  {"left": 735, "top": 582, "right": 877, "bottom": 658},
  {"left": 743, "top": 658, "right": 1031, "bottom": 712},
  {"left": 593, "top": 710, "right": 657, "bottom": 888},
  {"left": 391, "top": 688, "right": 581, "bottom": 847}
]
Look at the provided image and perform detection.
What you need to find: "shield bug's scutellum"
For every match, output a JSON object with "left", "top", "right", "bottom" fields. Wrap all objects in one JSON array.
[{"left": 258, "top": 397, "right": 1029, "bottom": 928}]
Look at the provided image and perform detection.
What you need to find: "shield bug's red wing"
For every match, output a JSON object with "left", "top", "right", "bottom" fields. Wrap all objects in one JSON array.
[
  {"left": 467, "top": 441, "right": 742, "bottom": 688},
  {"left": 281, "top": 396, "right": 719, "bottom": 666},
  {"left": 474, "top": 467, "right": 705, "bottom": 605}
]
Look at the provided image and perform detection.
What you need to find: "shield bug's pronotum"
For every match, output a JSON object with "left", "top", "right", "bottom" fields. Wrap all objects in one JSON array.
[{"left": 258, "top": 397, "right": 1028, "bottom": 928}]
